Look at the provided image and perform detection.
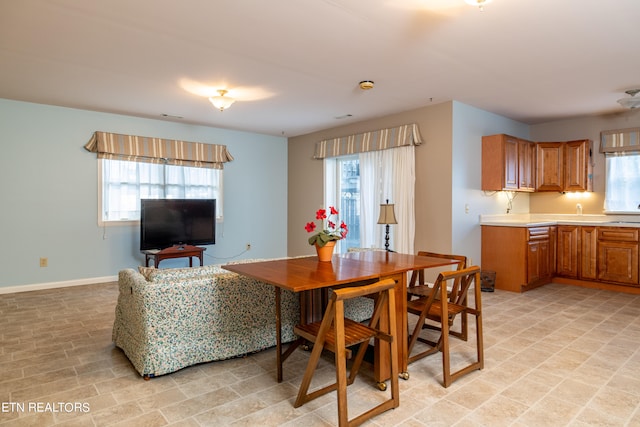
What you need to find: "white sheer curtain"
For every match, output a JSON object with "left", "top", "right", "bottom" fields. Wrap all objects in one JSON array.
[
  {"left": 359, "top": 146, "right": 415, "bottom": 253},
  {"left": 102, "top": 159, "right": 221, "bottom": 221}
]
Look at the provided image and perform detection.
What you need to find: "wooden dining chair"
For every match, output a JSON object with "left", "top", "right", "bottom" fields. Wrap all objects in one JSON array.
[
  {"left": 293, "top": 278, "right": 399, "bottom": 427},
  {"left": 406, "top": 266, "right": 483, "bottom": 387},
  {"left": 408, "top": 251, "right": 468, "bottom": 340}
]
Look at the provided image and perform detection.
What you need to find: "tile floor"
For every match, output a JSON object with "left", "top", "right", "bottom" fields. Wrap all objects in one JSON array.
[{"left": 1, "top": 281, "right": 640, "bottom": 426}]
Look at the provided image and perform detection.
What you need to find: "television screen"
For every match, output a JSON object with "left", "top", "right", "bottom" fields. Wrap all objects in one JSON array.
[{"left": 140, "top": 199, "right": 216, "bottom": 250}]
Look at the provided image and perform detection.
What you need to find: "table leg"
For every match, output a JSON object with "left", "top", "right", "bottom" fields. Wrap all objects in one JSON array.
[{"left": 275, "top": 287, "right": 283, "bottom": 382}]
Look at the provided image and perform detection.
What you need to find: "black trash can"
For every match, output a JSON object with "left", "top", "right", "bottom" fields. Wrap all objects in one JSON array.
[{"left": 480, "top": 270, "right": 496, "bottom": 292}]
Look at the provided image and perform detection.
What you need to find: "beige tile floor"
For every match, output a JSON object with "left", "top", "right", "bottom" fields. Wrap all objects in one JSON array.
[{"left": 1, "top": 281, "right": 640, "bottom": 426}]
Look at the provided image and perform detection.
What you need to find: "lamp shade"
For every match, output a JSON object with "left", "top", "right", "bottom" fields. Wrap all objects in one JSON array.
[{"left": 377, "top": 202, "right": 397, "bottom": 225}]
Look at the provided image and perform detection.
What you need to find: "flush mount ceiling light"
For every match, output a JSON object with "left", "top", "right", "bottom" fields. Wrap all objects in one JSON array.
[
  {"left": 359, "top": 80, "right": 374, "bottom": 90},
  {"left": 617, "top": 89, "right": 640, "bottom": 109},
  {"left": 465, "top": 0, "right": 492, "bottom": 11},
  {"left": 209, "top": 89, "right": 236, "bottom": 111}
]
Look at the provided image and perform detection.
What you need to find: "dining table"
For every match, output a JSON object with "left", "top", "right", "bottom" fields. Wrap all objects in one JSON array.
[{"left": 223, "top": 250, "right": 460, "bottom": 385}]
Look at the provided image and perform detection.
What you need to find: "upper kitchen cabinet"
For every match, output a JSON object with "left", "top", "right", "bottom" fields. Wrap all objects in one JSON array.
[
  {"left": 535, "top": 142, "right": 563, "bottom": 191},
  {"left": 536, "top": 139, "right": 592, "bottom": 192},
  {"left": 482, "top": 134, "right": 535, "bottom": 192}
]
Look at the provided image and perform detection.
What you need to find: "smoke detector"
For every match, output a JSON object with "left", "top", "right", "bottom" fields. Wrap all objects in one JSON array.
[{"left": 359, "top": 80, "right": 374, "bottom": 90}]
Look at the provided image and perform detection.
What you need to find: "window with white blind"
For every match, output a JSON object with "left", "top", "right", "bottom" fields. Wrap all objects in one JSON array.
[
  {"left": 601, "top": 128, "right": 640, "bottom": 213},
  {"left": 604, "top": 153, "right": 640, "bottom": 213},
  {"left": 99, "top": 159, "right": 223, "bottom": 225}
]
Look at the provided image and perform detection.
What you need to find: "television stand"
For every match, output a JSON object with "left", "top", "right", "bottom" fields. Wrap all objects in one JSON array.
[{"left": 143, "top": 245, "right": 206, "bottom": 268}]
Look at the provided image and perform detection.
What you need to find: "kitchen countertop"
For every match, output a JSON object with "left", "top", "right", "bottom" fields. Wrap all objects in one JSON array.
[{"left": 480, "top": 214, "right": 640, "bottom": 228}]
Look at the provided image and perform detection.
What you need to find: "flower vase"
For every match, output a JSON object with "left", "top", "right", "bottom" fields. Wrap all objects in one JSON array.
[{"left": 315, "top": 241, "right": 336, "bottom": 262}]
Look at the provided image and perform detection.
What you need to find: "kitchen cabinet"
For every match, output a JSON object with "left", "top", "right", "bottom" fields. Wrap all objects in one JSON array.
[
  {"left": 482, "top": 222, "right": 640, "bottom": 292},
  {"left": 482, "top": 134, "right": 535, "bottom": 192},
  {"left": 481, "top": 225, "right": 554, "bottom": 292},
  {"left": 580, "top": 226, "right": 598, "bottom": 280},
  {"left": 527, "top": 226, "right": 554, "bottom": 285},
  {"left": 536, "top": 139, "right": 592, "bottom": 192},
  {"left": 518, "top": 139, "right": 536, "bottom": 191},
  {"left": 556, "top": 225, "right": 579, "bottom": 278},
  {"left": 597, "top": 227, "right": 639, "bottom": 285}
]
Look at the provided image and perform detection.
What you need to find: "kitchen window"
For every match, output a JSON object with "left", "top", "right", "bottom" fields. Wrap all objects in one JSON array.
[
  {"left": 601, "top": 128, "right": 640, "bottom": 213},
  {"left": 604, "top": 153, "right": 640, "bottom": 213}
]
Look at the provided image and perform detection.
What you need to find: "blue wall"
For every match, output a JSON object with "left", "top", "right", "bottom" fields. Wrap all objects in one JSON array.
[
  {"left": 450, "top": 101, "right": 530, "bottom": 265},
  {"left": 0, "top": 99, "right": 287, "bottom": 290}
]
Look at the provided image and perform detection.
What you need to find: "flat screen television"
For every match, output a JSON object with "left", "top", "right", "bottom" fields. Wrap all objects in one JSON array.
[{"left": 140, "top": 199, "right": 216, "bottom": 250}]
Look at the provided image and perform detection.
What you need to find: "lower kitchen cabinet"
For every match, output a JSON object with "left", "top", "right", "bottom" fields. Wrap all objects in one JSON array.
[
  {"left": 481, "top": 225, "right": 554, "bottom": 292},
  {"left": 580, "top": 226, "right": 598, "bottom": 280},
  {"left": 556, "top": 225, "right": 579, "bottom": 278},
  {"left": 483, "top": 224, "right": 640, "bottom": 292},
  {"left": 597, "top": 227, "right": 639, "bottom": 285}
]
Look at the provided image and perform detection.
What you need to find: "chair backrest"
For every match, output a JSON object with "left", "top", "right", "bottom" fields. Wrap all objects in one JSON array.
[
  {"left": 438, "top": 266, "right": 480, "bottom": 305},
  {"left": 410, "top": 251, "right": 467, "bottom": 301},
  {"left": 330, "top": 278, "right": 396, "bottom": 330}
]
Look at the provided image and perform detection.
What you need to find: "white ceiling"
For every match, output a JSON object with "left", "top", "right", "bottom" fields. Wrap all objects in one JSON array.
[{"left": 2, "top": 0, "right": 640, "bottom": 137}]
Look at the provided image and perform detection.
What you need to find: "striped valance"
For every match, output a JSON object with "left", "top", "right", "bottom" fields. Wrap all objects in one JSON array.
[
  {"left": 84, "top": 131, "right": 234, "bottom": 169},
  {"left": 600, "top": 128, "right": 640, "bottom": 154},
  {"left": 314, "top": 123, "right": 423, "bottom": 159}
]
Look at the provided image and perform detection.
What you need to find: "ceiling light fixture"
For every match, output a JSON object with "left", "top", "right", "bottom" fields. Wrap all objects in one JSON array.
[
  {"left": 465, "top": 0, "right": 492, "bottom": 11},
  {"left": 359, "top": 80, "right": 374, "bottom": 90},
  {"left": 617, "top": 89, "right": 640, "bottom": 109},
  {"left": 209, "top": 89, "right": 236, "bottom": 111}
]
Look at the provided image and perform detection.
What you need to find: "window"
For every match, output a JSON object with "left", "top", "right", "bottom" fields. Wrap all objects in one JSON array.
[
  {"left": 325, "top": 146, "right": 415, "bottom": 254},
  {"left": 604, "top": 153, "right": 640, "bottom": 213},
  {"left": 326, "top": 156, "right": 361, "bottom": 252},
  {"left": 99, "top": 159, "right": 222, "bottom": 224}
]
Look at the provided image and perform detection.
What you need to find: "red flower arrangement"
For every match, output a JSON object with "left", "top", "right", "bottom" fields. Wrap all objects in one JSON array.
[{"left": 305, "top": 206, "right": 348, "bottom": 247}]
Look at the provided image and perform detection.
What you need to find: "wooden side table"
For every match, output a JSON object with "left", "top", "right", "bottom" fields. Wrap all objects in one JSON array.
[{"left": 142, "top": 245, "right": 206, "bottom": 268}]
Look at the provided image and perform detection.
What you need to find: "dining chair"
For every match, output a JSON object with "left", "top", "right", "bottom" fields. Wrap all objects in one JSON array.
[
  {"left": 406, "top": 265, "right": 483, "bottom": 387},
  {"left": 293, "top": 278, "right": 399, "bottom": 426},
  {"left": 408, "top": 251, "right": 468, "bottom": 340}
]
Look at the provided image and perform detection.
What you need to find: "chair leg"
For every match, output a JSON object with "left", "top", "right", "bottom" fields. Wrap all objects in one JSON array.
[
  {"left": 294, "top": 332, "right": 328, "bottom": 407},
  {"left": 294, "top": 301, "right": 337, "bottom": 408},
  {"left": 333, "top": 302, "right": 349, "bottom": 426},
  {"left": 443, "top": 307, "right": 483, "bottom": 388}
]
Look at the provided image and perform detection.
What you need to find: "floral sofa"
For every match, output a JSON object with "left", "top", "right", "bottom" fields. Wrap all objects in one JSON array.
[{"left": 112, "top": 263, "right": 300, "bottom": 379}]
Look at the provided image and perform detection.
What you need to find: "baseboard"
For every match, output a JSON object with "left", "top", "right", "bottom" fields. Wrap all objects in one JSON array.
[
  {"left": 0, "top": 276, "right": 118, "bottom": 295},
  {"left": 552, "top": 276, "right": 640, "bottom": 294}
]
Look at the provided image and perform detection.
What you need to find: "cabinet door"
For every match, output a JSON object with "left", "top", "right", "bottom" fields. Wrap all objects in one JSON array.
[
  {"left": 528, "top": 240, "right": 551, "bottom": 284},
  {"left": 565, "top": 140, "right": 591, "bottom": 191},
  {"left": 482, "top": 134, "right": 518, "bottom": 191},
  {"left": 518, "top": 140, "right": 535, "bottom": 191},
  {"left": 556, "top": 225, "right": 579, "bottom": 278},
  {"left": 504, "top": 136, "right": 518, "bottom": 190},
  {"left": 597, "top": 227, "right": 639, "bottom": 285},
  {"left": 536, "top": 142, "right": 564, "bottom": 191},
  {"left": 527, "top": 227, "right": 551, "bottom": 285},
  {"left": 597, "top": 241, "right": 639, "bottom": 285},
  {"left": 580, "top": 226, "right": 597, "bottom": 280}
]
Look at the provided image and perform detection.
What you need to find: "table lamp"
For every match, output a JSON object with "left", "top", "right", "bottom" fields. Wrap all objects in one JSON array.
[{"left": 377, "top": 199, "right": 397, "bottom": 251}]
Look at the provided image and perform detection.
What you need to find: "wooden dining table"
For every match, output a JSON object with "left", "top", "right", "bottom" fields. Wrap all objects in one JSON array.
[{"left": 223, "top": 250, "right": 459, "bottom": 384}]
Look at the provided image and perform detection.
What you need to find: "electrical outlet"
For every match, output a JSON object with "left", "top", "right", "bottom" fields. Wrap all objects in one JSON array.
[
  {"left": 40, "top": 257, "right": 48, "bottom": 267},
  {"left": 246, "top": 243, "right": 251, "bottom": 251}
]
